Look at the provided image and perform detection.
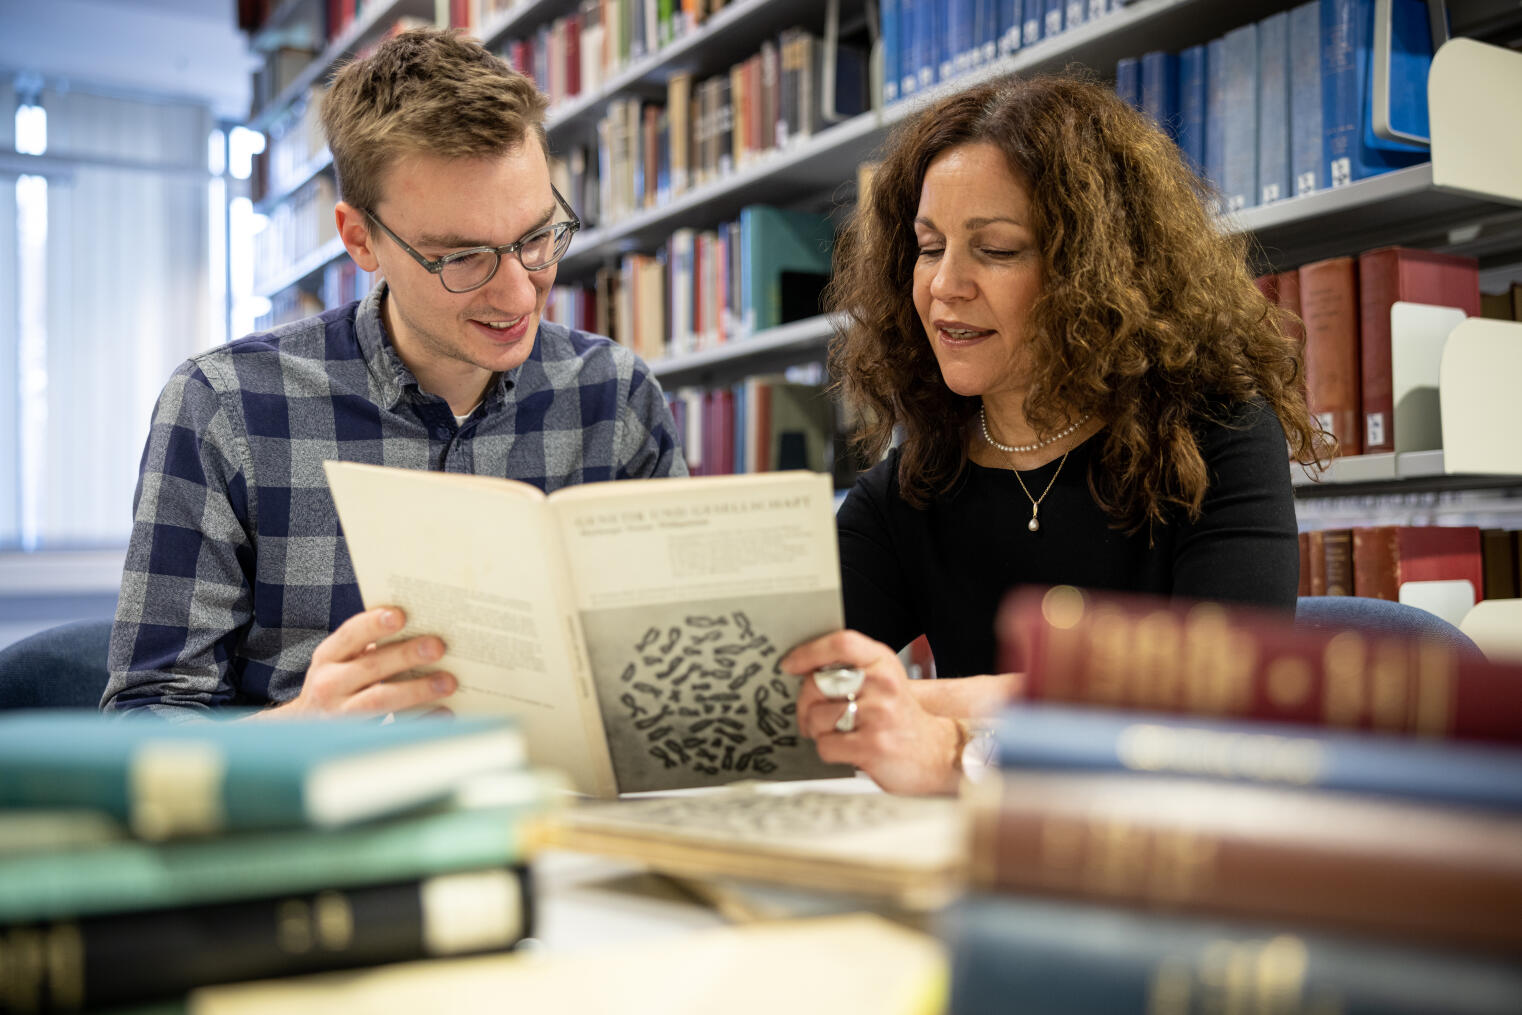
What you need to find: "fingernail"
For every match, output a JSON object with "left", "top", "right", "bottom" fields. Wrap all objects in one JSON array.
[
  {"left": 380, "top": 608, "right": 402, "bottom": 630},
  {"left": 418, "top": 639, "right": 443, "bottom": 661},
  {"left": 431, "top": 674, "right": 454, "bottom": 694}
]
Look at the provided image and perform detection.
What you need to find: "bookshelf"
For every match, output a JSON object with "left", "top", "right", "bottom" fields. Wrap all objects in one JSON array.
[{"left": 238, "top": 0, "right": 1522, "bottom": 484}]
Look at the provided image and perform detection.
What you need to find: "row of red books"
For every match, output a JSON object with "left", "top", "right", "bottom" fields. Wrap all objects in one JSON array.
[{"left": 1298, "top": 524, "right": 1522, "bottom": 601}]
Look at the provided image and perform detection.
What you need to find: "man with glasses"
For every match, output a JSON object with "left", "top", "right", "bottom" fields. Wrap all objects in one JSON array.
[{"left": 103, "top": 28, "right": 685, "bottom": 718}]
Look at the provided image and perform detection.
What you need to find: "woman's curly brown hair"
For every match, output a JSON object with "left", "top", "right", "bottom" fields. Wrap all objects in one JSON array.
[{"left": 828, "top": 73, "right": 1327, "bottom": 532}]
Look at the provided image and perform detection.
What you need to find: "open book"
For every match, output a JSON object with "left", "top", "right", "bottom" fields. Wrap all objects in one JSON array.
[{"left": 324, "top": 464, "right": 850, "bottom": 797}]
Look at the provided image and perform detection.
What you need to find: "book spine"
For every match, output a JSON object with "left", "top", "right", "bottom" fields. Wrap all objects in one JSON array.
[
  {"left": 998, "top": 585, "right": 1522, "bottom": 744},
  {"left": 966, "top": 772, "right": 1522, "bottom": 952},
  {"left": 1306, "top": 529, "right": 1327, "bottom": 593},
  {"left": 991, "top": 702, "right": 1522, "bottom": 809},
  {"left": 1114, "top": 57, "right": 1139, "bottom": 110},
  {"left": 1351, "top": 525, "right": 1399, "bottom": 599},
  {"left": 1289, "top": 0, "right": 1322, "bottom": 195},
  {"left": 881, "top": 0, "right": 900, "bottom": 103},
  {"left": 1256, "top": 11, "right": 1290, "bottom": 204},
  {"left": 1139, "top": 51, "right": 1177, "bottom": 136},
  {"left": 2, "top": 868, "right": 532, "bottom": 1011},
  {"left": 0, "top": 801, "right": 540, "bottom": 924},
  {"left": 1396, "top": 526, "right": 1484, "bottom": 598},
  {"left": 1220, "top": 23, "right": 1258, "bottom": 212},
  {"left": 1322, "top": 526, "right": 1353, "bottom": 594},
  {"left": 1022, "top": 0, "right": 1042, "bottom": 47},
  {"left": 946, "top": 894, "right": 1522, "bottom": 1014},
  {"left": 1176, "top": 44, "right": 1206, "bottom": 174},
  {"left": 1297, "top": 256, "right": 1362, "bottom": 455},
  {"left": 1204, "top": 37, "right": 1226, "bottom": 197},
  {"left": 1320, "top": 0, "right": 1358, "bottom": 187}
]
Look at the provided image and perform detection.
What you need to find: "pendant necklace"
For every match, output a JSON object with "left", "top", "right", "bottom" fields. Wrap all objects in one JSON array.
[{"left": 1009, "top": 449, "right": 1070, "bottom": 532}]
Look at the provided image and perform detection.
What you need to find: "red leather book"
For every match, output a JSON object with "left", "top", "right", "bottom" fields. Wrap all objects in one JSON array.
[
  {"left": 565, "top": 12, "right": 582, "bottom": 98},
  {"left": 967, "top": 770, "right": 1522, "bottom": 954},
  {"left": 996, "top": 585, "right": 1522, "bottom": 744},
  {"left": 1306, "top": 529, "right": 1327, "bottom": 595},
  {"left": 1353, "top": 525, "right": 1486, "bottom": 604},
  {"left": 1275, "top": 268, "right": 1305, "bottom": 349},
  {"left": 1297, "top": 257, "right": 1362, "bottom": 456},
  {"left": 1356, "top": 247, "right": 1481, "bottom": 453},
  {"left": 1297, "top": 531, "right": 1312, "bottom": 597},
  {"left": 1322, "top": 527, "right": 1353, "bottom": 596}
]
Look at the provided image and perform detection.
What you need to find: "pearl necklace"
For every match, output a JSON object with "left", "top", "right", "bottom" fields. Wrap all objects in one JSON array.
[{"left": 979, "top": 405, "right": 1090, "bottom": 454}]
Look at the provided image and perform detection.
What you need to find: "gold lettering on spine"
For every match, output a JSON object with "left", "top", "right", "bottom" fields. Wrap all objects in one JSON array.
[
  {"left": 1118, "top": 724, "right": 1325, "bottom": 784},
  {"left": 1265, "top": 658, "right": 1313, "bottom": 710},
  {"left": 1085, "top": 818, "right": 1152, "bottom": 896},
  {"left": 1135, "top": 611, "right": 1184, "bottom": 709},
  {"left": 0, "top": 928, "right": 43, "bottom": 1012},
  {"left": 1368, "top": 640, "right": 1410, "bottom": 731},
  {"left": 1322, "top": 632, "right": 1367, "bottom": 726},
  {"left": 314, "top": 891, "right": 355, "bottom": 950},
  {"left": 1182, "top": 605, "right": 1255, "bottom": 715},
  {"left": 1146, "top": 958, "right": 1193, "bottom": 1015},
  {"left": 1088, "top": 606, "right": 1131, "bottom": 705},
  {"left": 1414, "top": 640, "right": 1456, "bottom": 737},
  {"left": 45, "top": 923, "right": 83, "bottom": 1011},
  {"left": 1149, "top": 829, "right": 1217, "bottom": 902},
  {"left": 1039, "top": 585, "right": 1087, "bottom": 698},
  {"left": 276, "top": 900, "right": 314, "bottom": 954},
  {"left": 1254, "top": 935, "right": 1311, "bottom": 1011}
]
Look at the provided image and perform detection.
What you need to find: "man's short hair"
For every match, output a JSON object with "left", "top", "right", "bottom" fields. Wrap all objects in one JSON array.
[{"left": 320, "top": 27, "right": 549, "bottom": 213}]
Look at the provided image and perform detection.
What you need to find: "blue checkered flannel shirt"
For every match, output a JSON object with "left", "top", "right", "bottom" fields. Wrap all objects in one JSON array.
[{"left": 103, "top": 284, "right": 686, "bottom": 715}]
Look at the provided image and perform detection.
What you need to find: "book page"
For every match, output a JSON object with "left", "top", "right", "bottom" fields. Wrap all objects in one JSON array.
[
  {"left": 324, "top": 462, "right": 615, "bottom": 797},
  {"left": 548, "top": 472, "right": 849, "bottom": 793}
]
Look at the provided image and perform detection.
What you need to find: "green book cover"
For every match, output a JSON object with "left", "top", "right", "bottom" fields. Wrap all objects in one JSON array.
[
  {"left": 0, "top": 712, "right": 524, "bottom": 839},
  {"left": 739, "top": 206, "right": 835, "bottom": 334},
  {"left": 0, "top": 779, "right": 551, "bottom": 922}
]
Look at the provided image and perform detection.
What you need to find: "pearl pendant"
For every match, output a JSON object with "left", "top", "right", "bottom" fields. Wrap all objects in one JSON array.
[{"left": 1028, "top": 515, "right": 1040, "bottom": 532}]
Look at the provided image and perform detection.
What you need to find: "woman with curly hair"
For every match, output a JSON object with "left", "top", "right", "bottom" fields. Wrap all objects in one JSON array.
[{"left": 781, "top": 74, "right": 1325, "bottom": 794}]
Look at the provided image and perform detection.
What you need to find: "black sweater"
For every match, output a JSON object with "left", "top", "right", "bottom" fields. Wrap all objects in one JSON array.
[{"left": 837, "top": 403, "right": 1300, "bottom": 677}]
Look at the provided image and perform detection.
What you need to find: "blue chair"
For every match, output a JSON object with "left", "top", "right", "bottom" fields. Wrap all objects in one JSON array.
[
  {"left": 1295, "top": 596, "right": 1483, "bottom": 658},
  {"left": 0, "top": 619, "right": 115, "bottom": 709}
]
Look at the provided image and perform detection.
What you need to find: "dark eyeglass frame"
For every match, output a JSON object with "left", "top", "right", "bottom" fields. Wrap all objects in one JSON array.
[{"left": 363, "top": 184, "right": 581, "bottom": 293}]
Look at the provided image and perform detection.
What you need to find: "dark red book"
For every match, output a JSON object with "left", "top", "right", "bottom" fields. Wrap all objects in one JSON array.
[
  {"left": 996, "top": 584, "right": 1522, "bottom": 744},
  {"left": 1306, "top": 529, "right": 1327, "bottom": 595},
  {"left": 1297, "top": 531, "right": 1312, "bottom": 598},
  {"left": 1356, "top": 247, "right": 1481, "bottom": 453},
  {"left": 565, "top": 12, "right": 582, "bottom": 98},
  {"left": 1323, "top": 528, "right": 1354, "bottom": 596},
  {"left": 1482, "top": 529, "right": 1519, "bottom": 600},
  {"left": 1298, "top": 257, "right": 1362, "bottom": 456}
]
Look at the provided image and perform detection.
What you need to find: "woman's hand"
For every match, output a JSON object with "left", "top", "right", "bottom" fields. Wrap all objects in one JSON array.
[{"left": 782, "top": 630, "right": 962, "bottom": 795}]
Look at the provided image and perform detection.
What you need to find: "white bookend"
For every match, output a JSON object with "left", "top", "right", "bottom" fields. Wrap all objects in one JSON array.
[
  {"left": 1439, "top": 318, "right": 1522, "bottom": 475},
  {"left": 1390, "top": 301, "right": 1466, "bottom": 453}
]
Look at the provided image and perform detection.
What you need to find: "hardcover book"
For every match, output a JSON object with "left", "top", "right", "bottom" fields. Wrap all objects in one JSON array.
[
  {"left": 966, "top": 770, "right": 1522, "bottom": 952},
  {"left": 946, "top": 893, "right": 1522, "bottom": 1015},
  {"left": 1356, "top": 246, "right": 1481, "bottom": 453},
  {"left": 0, "top": 712, "right": 524, "bottom": 839},
  {"left": 1297, "top": 256, "right": 1362, "bottom": 455},
  {"left": 997, "top": 584, "right": 1522, "bottom": 744},
  {"left": 325, "top": 464, "right": 849, "bottom": 797}
]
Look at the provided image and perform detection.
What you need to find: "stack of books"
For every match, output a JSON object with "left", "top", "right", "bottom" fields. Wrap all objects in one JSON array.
[
  {"left": 0, "top": 712, "right": 558, "bottom": 1010},
  {"left": 944, "top": 585, "right": 1522, "bottom": 1013}
]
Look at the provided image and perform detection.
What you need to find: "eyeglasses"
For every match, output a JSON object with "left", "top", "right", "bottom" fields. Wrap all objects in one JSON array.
[{"left": 364, "top": 185, "right": 581, "bottom": 293}]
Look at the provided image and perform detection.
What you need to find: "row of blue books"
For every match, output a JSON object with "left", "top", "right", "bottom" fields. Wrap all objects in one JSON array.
[
  {"left": 0, "top": 712, "right": 557, "bottom": 1009},
  {"left": 882, "top": 0, "right": 1130, "bottom": 106},
  {"left": 943, "top": 586, "right": 1522, "bottom": 1013},
  {"left": 1115, "top": 0, "right": 1434, "bottom": 213}
]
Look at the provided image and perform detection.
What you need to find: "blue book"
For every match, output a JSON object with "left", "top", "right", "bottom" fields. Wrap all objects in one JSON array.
[
  {"left": 947, "top": 894, "right": 1522, "bottom": 1015},
  {"left": 1204, "top": 37, "right": 1226, "bottom": 198},
  {"left": 1022, "top": 0, "right": 1043, "bottom": 47},
  {"left": 1220, "top": 22, "right": 1259, "bottom": 211},
  {"left": 881, "top": 0, "right": 900, "bottom": 104},
  {"left": 973, "top": 0, "right": 997, "bottom": 68},
  {"left": 942, "top": 0, "right": 966, "bottom": 81},
  {"left": 998, "top": 0, "right": 1021, "bottom": 57},
  {"left": 916, "top": 0, "right": 937, "bottom": 92},
  {"left": 1114, "top": 57, "right": 1140, "bottom": 110},
  {"left": 1044, "top": 0, "right": 1063, "bottom": 38},
  {"left": 1065, "top": 0, "right": 1085, "bottom": 30},
  {"left": 1321, "top": 0, "right": 1429, "bottom": 187},
  {"left": 992, "top": 704, "right": 1522, "bottom": 810},
  {"left": 1289, "top": 0, "right": 1324, "bottom": 194},
  {"left": 0, "top": 711, "right": 526, "bottom": 839},
  {"left": 1257, "top": 10, "right": 1292, "bottom": 204},
  {"left": 900, "top": 0, "right": 919, "bottom": 96},
  {"left": 1176, "top": 44, "right": 1207, "bottom": 174},
  {"left": 1088, "top": 0, "right": 1104, "bottom": 19},
  {"left": 1139, "top": 49, "right": 1179, "bottom": 139},
  {"left": 1367, "top": 0, "right": 1435, "bottom": 151}
]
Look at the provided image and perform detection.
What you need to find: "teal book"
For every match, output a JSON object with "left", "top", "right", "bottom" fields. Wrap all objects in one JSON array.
[
  {"left": 946, "top": 894, "right": 1522, "bottom": 1014},
  {"left": 0, "top": 771, "right": 554, "bottom": 922},
  {"left": 738, "top": 205, "right": 834, "bottom": 335},
  {"left": 0, "top": 711, "right": 524, "bottom": 839}
]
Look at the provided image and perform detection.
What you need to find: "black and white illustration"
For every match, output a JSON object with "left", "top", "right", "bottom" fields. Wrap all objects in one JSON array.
[{"left": 583, "top": 592, "right": 848, "bottom": 793}]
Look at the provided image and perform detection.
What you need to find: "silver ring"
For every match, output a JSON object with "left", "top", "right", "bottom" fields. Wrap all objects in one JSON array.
[
  {"left": 814, "top": 665, "right": 865, "bottom": 699},
  {"left": 834, "top": 697, "right": 858, "bottom": 733}
]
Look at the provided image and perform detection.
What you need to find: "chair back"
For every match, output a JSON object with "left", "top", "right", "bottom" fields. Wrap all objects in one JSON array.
[
  {"left": 0, "top": 620, "right": 114, "bottom": 709},
  {"left": 1295, "top": 596, "right": 1483, "bottom": 657}
]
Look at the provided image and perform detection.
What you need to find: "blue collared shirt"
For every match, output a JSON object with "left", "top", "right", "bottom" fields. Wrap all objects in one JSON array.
[{"left": 104, "top": 284, "right": 686, "bottom": 715}]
